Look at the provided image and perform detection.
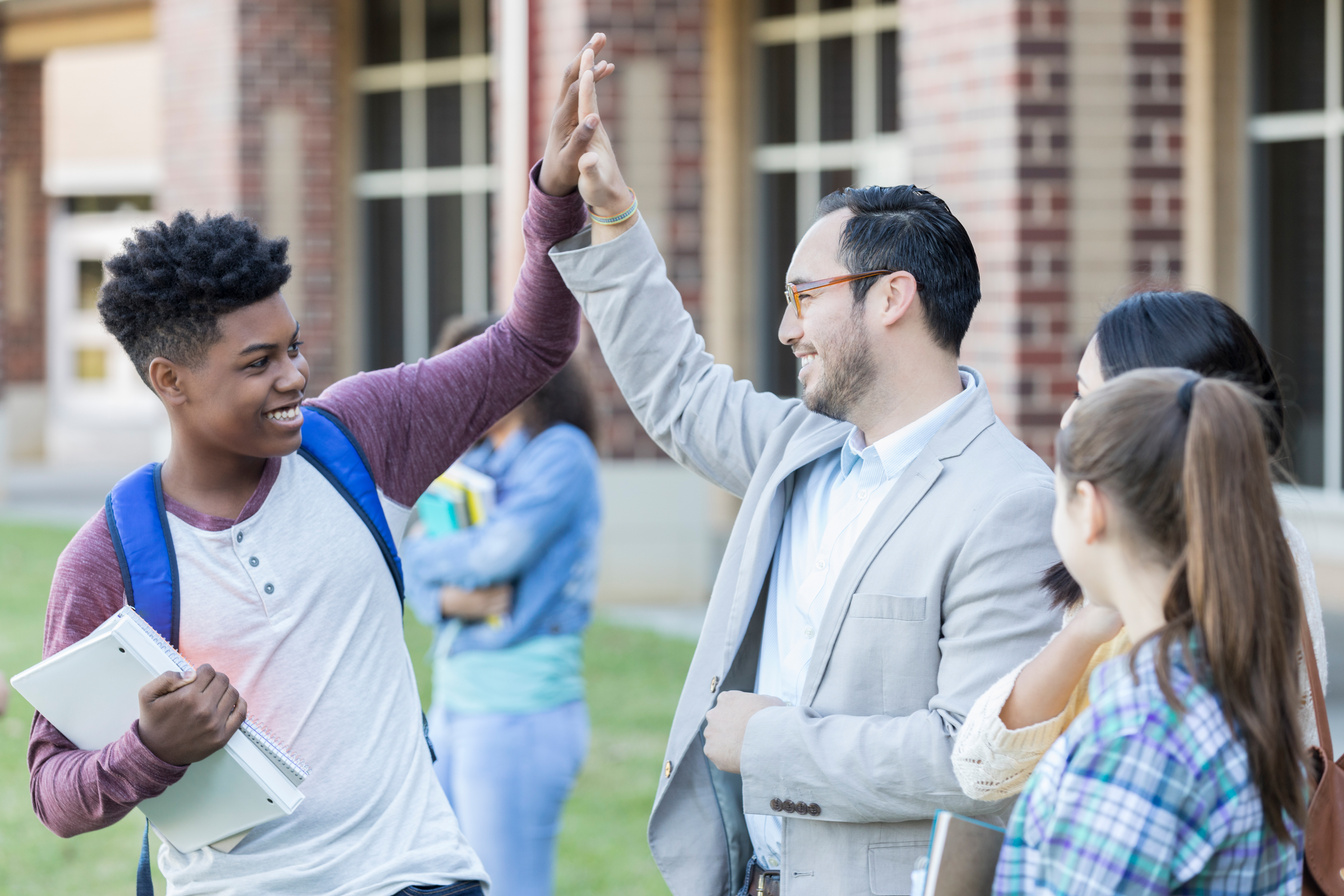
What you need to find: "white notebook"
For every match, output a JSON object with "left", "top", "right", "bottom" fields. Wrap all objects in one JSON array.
[{"left": 11, "top": 607, "right": 309, "bottom": 853}]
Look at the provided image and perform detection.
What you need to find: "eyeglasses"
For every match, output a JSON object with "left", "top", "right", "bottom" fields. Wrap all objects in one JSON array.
[{"left": 784, "top": 270, "right": 896, "bottom": 318}]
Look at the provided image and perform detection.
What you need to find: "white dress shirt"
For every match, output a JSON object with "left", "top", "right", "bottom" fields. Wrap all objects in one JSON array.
[{"left": 746, "top": 369, "right": 977, "bottom": 869}]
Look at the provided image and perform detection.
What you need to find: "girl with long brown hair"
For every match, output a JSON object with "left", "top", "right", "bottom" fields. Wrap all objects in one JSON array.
[
  {"left": 953, "top": 291, "right": 1326, "bottom": 803},
  {"left": 994, "top": 369, "right": 1305, "bottom": 893}
]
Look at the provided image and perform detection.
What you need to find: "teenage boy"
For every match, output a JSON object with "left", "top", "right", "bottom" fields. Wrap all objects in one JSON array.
[
  {"left": 534, "top": 40, "right": 1060, "bottom": 896},
  {"left": 26, "top": 43, "right": 606, "bottom": 896}
]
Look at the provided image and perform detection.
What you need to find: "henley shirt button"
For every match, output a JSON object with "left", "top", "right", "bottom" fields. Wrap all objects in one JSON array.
[
  {"left": 264, "top": 583, "right": 275, "bottom": 595},
  {"left": 663, "top": 761, "right": 672, "bottom": 778},
  {"left": 236, "top": 532, "right": 244, "bottom": 543},
  {"left": 770, "top": 798, "right": 783, "bottom": 811},
  {"left": 249, "top": 557, "right": 259, "bottom": 567}
]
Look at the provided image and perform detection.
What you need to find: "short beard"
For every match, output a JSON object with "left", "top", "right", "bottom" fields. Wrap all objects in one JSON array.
[{"left": 802, "top": 302, "right": 875, "bottom": 422}]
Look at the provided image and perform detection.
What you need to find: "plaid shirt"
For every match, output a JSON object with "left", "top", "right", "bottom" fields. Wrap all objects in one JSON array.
[{"left": 994, "top": 639, "right": 1303, "bottom": 895}]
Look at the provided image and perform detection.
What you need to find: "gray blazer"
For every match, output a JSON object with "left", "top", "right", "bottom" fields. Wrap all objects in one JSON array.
[{"left": 551, "top": 221, "right": 1062, "bottom": 896}]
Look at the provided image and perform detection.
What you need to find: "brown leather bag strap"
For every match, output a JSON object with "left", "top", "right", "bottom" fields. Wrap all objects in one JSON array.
[{"left": 1302, "top": 609, "right": 1333, "bottom": 759}]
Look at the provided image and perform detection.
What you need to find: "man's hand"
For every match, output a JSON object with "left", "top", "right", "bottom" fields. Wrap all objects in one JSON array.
[
  {"left": 703, "top": 690, "right": 785, "bottom": 774},
  {"left": 539, "top": 34, "right": 615, "bottom": 197},
  {"left": 440, "top": 583, "right": 513, "bottom": 620},
  {"left": 137, "top": 664, "right": 247, "bottom": 766},
  {"left": 570, "top": 49, "right": 634, "bottom": 224}
]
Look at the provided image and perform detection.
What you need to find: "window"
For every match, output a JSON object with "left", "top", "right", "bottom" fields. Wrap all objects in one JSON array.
[
  {"left": 355, "top": 0, "right": 494, "bottom": 368},
  {"left": 752, "top": 0, "right": 904, "bottom": 395},
  {"left": 1249, "top": 0, "right": 1344, "bottom": 492}
]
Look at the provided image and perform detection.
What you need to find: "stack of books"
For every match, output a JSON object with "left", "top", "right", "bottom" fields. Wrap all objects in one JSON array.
[{"left": 416, "top": 461, "right": 497, "bottom": 536}]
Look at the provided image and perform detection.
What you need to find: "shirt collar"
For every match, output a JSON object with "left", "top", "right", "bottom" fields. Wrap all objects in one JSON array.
[{"left": 840, "top": 369, "right": 977, "bottom": 479}]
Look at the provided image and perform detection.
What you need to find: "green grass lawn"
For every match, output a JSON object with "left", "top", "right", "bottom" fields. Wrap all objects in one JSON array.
[{"left": 0, "top": 522, "right": 691, "bottom": 895}]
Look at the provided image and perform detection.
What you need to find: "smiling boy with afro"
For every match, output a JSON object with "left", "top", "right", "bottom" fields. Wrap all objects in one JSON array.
[{"left": 27, "top": 187, "right": 588, "bottom": 894}]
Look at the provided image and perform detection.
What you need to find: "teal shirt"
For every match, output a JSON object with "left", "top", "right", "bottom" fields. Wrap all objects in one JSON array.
[{"left": 433, "top": 629, "right": 584, "bottom": 715}]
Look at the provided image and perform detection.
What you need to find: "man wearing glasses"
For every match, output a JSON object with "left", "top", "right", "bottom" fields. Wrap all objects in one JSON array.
[{"left": 534, "top": 38, "right": 1061, "bottom": 896}]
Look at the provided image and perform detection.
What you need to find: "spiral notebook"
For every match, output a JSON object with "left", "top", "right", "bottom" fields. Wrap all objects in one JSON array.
[{"left": 11, "top": 607, "right": 309, "bottom": 853}]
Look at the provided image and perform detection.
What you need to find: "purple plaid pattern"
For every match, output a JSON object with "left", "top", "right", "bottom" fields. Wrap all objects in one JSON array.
[{"left": 994, "top": 640, "right": 1303, "bottom": 894}]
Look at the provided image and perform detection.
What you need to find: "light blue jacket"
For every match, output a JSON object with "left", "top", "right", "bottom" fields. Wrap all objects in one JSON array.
[{"left": 403, "top": 422, "right": 601, "bottom": 655}]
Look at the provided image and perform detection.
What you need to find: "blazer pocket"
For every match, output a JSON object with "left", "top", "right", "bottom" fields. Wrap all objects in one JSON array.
[
  {"left": 849, "top": 593, "right": 926, "bottom": 622},
  {"left": 868, "top": 839, "right": 929, "bottom": 895}
]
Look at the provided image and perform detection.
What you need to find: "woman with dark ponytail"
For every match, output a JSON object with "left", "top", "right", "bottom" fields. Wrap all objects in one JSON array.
[
  {"left": 953, "top": 290, "right": 1326, "bottom": 801},
  {"left": 994, "top": 369, "right": 1305, "bottom": 893}
]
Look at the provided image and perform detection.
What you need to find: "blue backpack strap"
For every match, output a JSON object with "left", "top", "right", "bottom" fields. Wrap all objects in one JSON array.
[
  {"left": 137, "top": 822, "right": 154, "bottom": 896},
  {"left": 105, "top": 463, "right": 179, "bottom": 647},
  {"left": 297, "top": 405, "right": 405, "bottom": 604}
]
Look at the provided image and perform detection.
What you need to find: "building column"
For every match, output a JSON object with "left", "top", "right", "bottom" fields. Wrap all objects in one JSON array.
[
  {"left": 2, "top": 58, "right": 47, "bottom": 461},
  {"left": 902, "top": 0, "right": 1074, "bottom": 458},
  {"left": 158, "top": 0, "right": 340, "bottom": 389}
]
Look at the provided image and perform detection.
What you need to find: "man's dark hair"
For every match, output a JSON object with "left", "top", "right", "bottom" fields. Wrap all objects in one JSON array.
[
  {"left": 99, "top": 211, "right": 292, "bottom": 385},
  {"left": 814, "top": 185, "right": 980, "bottom": 353}
]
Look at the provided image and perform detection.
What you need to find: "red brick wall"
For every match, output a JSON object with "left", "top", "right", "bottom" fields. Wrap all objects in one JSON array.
[
  {"left": 159, "top": 0, "right": 242, "bottom": 215},
  {"left": 237, "top": 0, "right": 340, "bottom": 390},
  {"left": 1014, "top": 0, "right": 1075, "bottom": 458},
  {"left": 1130, "top": 0, "right": 1183, "bottom": 285},
  {"left": 2, "top": 61, "right": 46, "bottom": 385},
  {"left": 903, "top": 0, "right": 1069, "bottom": 459},
  {"left": 158, "top": 0, "right": 339, "bottom": 390}
]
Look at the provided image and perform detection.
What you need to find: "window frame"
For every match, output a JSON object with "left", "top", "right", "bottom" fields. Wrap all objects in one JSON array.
[
  {"left": 750, "top": 0, "right": 907, "bottom": 395},
  {"left": 1247, "top": 0, "right": 1344, "bottom": 495},
  {"left": 353, "top": 0, "right": 495, "bottom": 365}
]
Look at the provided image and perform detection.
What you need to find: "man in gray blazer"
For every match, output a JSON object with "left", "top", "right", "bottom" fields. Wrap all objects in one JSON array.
[{"left": 537, "top": 38, "right": 1061, "bottom": 896}]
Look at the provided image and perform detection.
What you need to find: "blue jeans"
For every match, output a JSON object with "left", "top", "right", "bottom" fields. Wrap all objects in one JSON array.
[{"left": 429, "top": 700, "right": 590, "bottom": 896}]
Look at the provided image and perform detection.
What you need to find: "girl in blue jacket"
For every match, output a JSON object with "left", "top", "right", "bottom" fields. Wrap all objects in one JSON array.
[{"left": 404, "top": 317, "right": 601, "bottom": 896}]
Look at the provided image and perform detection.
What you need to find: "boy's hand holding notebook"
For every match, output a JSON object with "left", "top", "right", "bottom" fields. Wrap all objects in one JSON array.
[
  {"left": 12, "top": 608, "right": 309, "bottom": 854},
  {"left": 138, "top": 663, "right": 247, "bottom": 766}
]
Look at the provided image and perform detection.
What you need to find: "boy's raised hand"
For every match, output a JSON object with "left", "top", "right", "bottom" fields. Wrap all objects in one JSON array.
[
  {"left": 137, "top": 663, "right": 247, "bottom": 766},
  {"left": 539, "top": 34, "right": 615, "bottom": 197}
]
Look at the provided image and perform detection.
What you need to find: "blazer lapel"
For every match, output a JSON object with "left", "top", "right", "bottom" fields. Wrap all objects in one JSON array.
[
  {"left": 799, "top": 452, "right": 943, "bottom": 705},
  {"left": 721, "top": 422, "right": 849, "bottom": 667},
  {"left": 798, "top": 377, "right": 999, "bottom": 705}
]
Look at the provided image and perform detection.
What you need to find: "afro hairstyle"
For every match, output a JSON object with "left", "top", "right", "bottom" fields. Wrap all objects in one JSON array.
[{"left": 98, "top": 211, "right": 292, "bottom": 386}]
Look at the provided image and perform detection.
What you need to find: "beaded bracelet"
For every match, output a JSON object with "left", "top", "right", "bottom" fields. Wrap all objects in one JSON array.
[{"left": 589, "top": 189, "right": 638, "bottom": 226}]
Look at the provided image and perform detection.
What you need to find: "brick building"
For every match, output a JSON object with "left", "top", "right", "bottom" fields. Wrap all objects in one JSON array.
[{"left": 0, "top": 0, "right": 1340, "bottom": 603}]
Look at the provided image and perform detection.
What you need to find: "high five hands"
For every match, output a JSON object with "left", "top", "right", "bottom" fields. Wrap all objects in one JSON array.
[{"left": 539, "top": 34, "right": 637, "bottom": 234}]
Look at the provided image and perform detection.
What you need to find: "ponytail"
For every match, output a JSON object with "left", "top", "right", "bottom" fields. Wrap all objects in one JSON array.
[
  {"left": 1158, "top": 378, "right": 1304, "bottom": 842},
  {"left": 1057, "top": 369, "right": 1305, "bottom": 841}
]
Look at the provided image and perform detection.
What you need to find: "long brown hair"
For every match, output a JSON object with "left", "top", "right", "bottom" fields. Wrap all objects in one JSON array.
[{"left": 1056, "top": 368, "right": 1305, "bottom": 842}]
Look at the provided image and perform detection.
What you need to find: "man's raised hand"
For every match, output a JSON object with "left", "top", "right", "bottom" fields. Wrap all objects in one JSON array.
[
  {"left": 572, "top": 48, "right": 634, "bottom": 222},
  {"left": 539, "top": 34, "right": 615, "bottom": 197}
]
